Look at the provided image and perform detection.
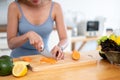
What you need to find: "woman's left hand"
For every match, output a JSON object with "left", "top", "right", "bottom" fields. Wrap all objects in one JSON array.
[{"left": 51, "top": 45, "right": 64, "bottom": 60}]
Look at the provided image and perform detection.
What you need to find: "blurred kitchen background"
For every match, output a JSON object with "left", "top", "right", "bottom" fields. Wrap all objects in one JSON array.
[{"left": 0, "top": 0, "right": 120, "bottom": 56}]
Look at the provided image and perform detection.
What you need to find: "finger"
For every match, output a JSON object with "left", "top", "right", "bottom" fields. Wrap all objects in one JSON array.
[
  {"left": 61, "top": 53, "right": 64, "bottom": 60},
  {"left": 57, "top": 50, "right": 64, "bottom": 60},
  {"left": 57, "top": 51, "right": 62, "bottom": 60},
  {"left": 38, "top": 42, "right": 45, "bottom": 52},
  {"left": 53, "top": 52, "right": 56, "bottom": 59},
  {"left": 51, "top": 47, "right": 57, "bottom": 58},
  {"left": 34, "top": 43, "right": 37, "bottom": 50},
  {"left": 35, "top": 42, "right": 40, "bottom": 51},
  {"left": 30, "top": 39, "right": 35, "bottom": 46},
  {"left": 38, "top": 43, "right": 43, "bottom": 51},
  {"left": 40, "top": 44, "right": 44, "bottom": 50},
  {"left": 32, "top": 40, "right": 38, "bottom": 50}
]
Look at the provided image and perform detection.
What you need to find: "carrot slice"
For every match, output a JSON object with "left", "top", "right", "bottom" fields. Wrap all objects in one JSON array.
[
  {"left": 40, "top": 57, "right": 57, "bottom": 64},
  {"left": 22, "top": 57, "right": 32, "bottom": 62}
]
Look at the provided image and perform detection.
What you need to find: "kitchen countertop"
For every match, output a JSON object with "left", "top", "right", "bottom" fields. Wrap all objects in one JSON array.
[
  {"left": 0, "top": 24, "right": 7, "bottom": 32},
  {"left": 71, "top": 36, "right": 99, "bottom": 51},
  {"left": 1, "top": 50, "right": 120, "bottom": 80}
]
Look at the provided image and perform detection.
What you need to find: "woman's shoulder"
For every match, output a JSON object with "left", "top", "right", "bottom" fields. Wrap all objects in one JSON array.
[
  {"left": 8, "top": 1, "right": 18, "bottom": 11},
  {"left": 52, "top": 1, "right": 63, "bottom": 13},
  {"left": 53, "top": 2, "right": 62, "bottom": 9},
  {"left": 8, "top": 1, "right": 21, "bottom": 16}
]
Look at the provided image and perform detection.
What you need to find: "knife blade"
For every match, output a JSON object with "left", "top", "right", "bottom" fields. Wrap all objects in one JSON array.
[{"left": 40, "top": 48, "right": 53, "bottom": 58}]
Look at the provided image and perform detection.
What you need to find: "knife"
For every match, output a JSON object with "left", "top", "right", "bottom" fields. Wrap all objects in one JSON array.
[{"left": 40, "top": 48, "right": 54, "bottom": 58}]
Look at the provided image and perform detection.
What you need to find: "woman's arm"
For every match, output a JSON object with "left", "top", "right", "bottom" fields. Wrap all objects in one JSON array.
[
  {"left": 7, "top": 2, "right": 44, "bottom": 51},
  {"left": 7, "top": 2, "right": 28, "bottom": 49},
  {"left": 51, "top": 2, "right": 68, "bottom": 60},
  {"left": 54, "top": 2, "right": 68, "bottom": 50}
]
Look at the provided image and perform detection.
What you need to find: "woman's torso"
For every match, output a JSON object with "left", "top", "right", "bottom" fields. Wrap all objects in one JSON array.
[{"left": 11, "top": 0, "right": 54, "bottom": 58}]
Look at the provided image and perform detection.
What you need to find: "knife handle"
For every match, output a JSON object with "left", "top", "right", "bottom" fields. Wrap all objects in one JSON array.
[
  {"left": 56, "top": 51, "right": 59, "bottom": 57},
  {"left": 40, "top": 44, "right": 44, "bottom": 51}
]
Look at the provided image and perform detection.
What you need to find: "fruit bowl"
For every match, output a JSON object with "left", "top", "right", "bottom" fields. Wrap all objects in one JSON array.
[
  {"left": 97, "top": 34, "right": 120, "bottom": 64},
  {"left": 104, "top": 51, "right": 120, "bottom": 64},
  {"left": 99, "top": 51, "right": 107, "bottom": 59}
]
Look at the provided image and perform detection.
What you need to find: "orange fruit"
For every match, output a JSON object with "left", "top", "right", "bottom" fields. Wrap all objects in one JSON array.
[{"left": 72, "top": 50, "right": 80, "bottom": 60}]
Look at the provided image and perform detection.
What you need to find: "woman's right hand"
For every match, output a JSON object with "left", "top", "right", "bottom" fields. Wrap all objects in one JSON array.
[{"left": 26, "top": 31, "right": 44, "bottom": 51}]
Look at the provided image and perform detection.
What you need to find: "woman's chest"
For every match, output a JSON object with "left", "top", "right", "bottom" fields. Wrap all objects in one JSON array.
[
  {"left": 24, "top": 10, "right": 50, "bottom": 25},
  {"left": 18, "top": 15, "right": 54, "bottom": 36}
]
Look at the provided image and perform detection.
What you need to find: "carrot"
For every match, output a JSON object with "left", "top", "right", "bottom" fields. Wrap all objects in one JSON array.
[
  {"left": 22, "top": 57, "right": 32, "bottom": 62},
  {"left": 40, "top": 57, "right": 57, "bottom": 64}
]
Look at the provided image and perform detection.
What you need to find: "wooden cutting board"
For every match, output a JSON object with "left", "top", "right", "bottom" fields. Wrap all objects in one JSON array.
[{"left": 18, "top": 53, "right": 97, "bottom": 72}]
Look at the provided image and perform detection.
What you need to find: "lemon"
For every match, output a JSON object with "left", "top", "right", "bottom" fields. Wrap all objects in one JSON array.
[
  {"left": 12, "top": 63, "right": 28, "bottom": 77},
  {"left": 13, "top": 61, "right": 29, "bottom": 66}
]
